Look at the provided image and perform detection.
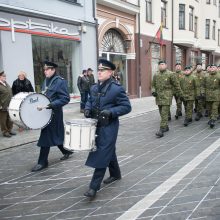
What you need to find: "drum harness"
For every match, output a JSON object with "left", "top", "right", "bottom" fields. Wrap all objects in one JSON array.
[{"left": 91, "top": 79, "right": 113, "bottom": 127}]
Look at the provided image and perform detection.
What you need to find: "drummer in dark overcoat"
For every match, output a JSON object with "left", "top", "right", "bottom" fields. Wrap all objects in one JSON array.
[
  {"left": 31, "top": 61, "right": 73, "bottom": 172},
  {"left": 83, "top": 59, "right": 131, "bottom": 198}
]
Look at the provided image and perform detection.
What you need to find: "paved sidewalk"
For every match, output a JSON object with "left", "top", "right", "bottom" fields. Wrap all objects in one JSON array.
[{"left": 0, "top": 96, "right": 158, "bottom": 150}]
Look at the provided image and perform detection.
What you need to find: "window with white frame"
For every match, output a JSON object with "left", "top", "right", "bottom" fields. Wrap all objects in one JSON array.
[
  {"left": 179, "top": 4, "right": 185, "bottom": 29},
  {"left": 205, "top": 19, "right": 210, "bottom": 39},
  {"left": 189, "top": 6, "right": 194, "bottom": 31},
  {"left": 161, "top": 1, "right": 167, "bottom": 27},
  {"left": 212, "top": 20, "right": 216, "bottom": 40},
  {"left": 146, "top": 0, "right": 152, "bottom": 22}
]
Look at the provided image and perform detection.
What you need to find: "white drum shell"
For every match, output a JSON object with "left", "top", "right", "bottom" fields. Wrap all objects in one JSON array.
[
  {"left": 9, "top": 92, "right": 52, "bottom": 130},
  {"left": 64, "top": 119, "right": 97, "bottom": 151}
]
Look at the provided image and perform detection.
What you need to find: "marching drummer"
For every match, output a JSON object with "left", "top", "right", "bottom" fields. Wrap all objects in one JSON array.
[
  {"left": 31, "top": 61, "right": 73, "bottom": 172},
  {"left": 83, "top": 59, "right": 132, "bottom": 199}
]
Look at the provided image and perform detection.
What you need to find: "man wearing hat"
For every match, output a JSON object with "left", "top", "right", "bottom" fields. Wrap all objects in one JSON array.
[
  {"left": 31, "top": 61, "right": 73, "bottom": 172},
  {"left": 193, "top": 63, "right": 206, "bottom": 121},
  {"left": 173, "top": 62, "right": 184, "bottom": 119},
  {"left": 152, "top": 60, "right": 183, "bottom": 138},
  {"left": 202, "top": 64, "right": 220, "bottom": 128},
  {"left": 83, "top": 59, "right": 131, "bottom": 199},
  {"left": 179, "top": 66, "right": 196, "bottom": 126}
]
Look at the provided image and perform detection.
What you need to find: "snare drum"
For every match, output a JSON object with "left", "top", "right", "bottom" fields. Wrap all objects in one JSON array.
[
  {"left": 64, "top": 119, "right": 97, "bottom": 151},
  {"left": 9, "top": 92, "right": 52, "bottom": 129}
]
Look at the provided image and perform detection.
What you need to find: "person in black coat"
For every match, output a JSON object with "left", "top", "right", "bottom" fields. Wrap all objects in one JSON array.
[
  {"left": 31, "top": 61, "right": 73, "bottom": 172},
  {"left": 83, "top": 59, "right": 131, "bottom": 199},
  {"left": 12, "top": 71, "right": 34, "bottom": 95},
  {"left": 77, "top": 70, "right": 90, "bottom": 113}
]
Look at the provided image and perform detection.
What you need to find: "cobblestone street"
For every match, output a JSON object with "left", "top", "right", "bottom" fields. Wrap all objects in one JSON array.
[{"left": 1, "top": 107, "right": 220, "bottom": 220}]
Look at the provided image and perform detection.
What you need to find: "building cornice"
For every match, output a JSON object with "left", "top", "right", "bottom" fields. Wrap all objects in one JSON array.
[{"left": 96, "top": 0, "right": 140, "bottom": 15}]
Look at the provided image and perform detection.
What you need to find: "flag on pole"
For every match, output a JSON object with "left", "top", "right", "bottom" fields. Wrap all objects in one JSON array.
[{"left": 156, "top": 24, "right": 163, "bottom": 45}]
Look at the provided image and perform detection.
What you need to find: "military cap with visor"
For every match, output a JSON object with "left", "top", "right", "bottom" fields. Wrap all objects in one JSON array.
[
  {"left": 158, "top": 60, "right": 166, "bottom": 65},
  {"left": 44, "top": 61, "right": 58, "bottom": 69},
  {"left": 98, "top": 59, "right": 116, "bottom": 70}
]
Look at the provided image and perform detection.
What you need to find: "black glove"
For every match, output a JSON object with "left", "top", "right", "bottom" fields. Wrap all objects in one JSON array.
[
  {"left": 84, "top": 109, "right": 91, "bottom": 118},
  {"left": 98, "top": 110, "right": 112, "bottom": 126},
  {"left": 179, "top": 96, "right": 185, "bottom": 102},
  {"left": 152, "top": 92, "right": 157, "bottom": 97},
  {"left": 46, "top": 104, "right": 53, "bottom": 109}
]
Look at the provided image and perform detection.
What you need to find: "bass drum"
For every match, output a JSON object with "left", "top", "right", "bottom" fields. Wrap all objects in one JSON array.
[{"left": 9, "top": 92, "right": 52, "bottom": 130}]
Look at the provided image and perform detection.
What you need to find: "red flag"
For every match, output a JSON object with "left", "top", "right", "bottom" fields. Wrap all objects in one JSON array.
[{"left": 156, "top": 24, "right": 163, "bottom": 45}]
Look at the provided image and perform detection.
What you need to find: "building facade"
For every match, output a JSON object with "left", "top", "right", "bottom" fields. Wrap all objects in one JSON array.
[
  {"left": 0, "top": 0, "right": 97, "bottom": 95},
  {"left": 96, "top": 0, "right": 140, "bottom": 98},
  {"left": 139, "top": 0, "right": 220, "bottom": 97}
]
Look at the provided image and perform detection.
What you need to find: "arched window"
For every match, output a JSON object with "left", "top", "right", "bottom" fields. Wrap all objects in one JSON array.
[{"left": 101, "top": 29, "right": 125, "bottom": 53}]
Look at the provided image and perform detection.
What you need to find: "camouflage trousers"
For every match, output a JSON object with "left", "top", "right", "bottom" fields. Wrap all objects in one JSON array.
[
  {"left": 183, "top": 100, "right": 194, "bottom": 119},
  {"left": 158, "top": 105, "right": 170, "bottom": 128},
  {"left": 206, "top": 101, "right": 220, "bottom": 120},
  {"left": 174, "top": 95, "right": 182, "bottom": 114},
  {"left": 195, "top": 99, "right": 205, "bottom": 115}
]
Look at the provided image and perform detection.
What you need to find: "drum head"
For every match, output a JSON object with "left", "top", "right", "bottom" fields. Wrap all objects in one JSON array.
[{"left": 20, "top": 93, "right": 52, "bottom": 129}]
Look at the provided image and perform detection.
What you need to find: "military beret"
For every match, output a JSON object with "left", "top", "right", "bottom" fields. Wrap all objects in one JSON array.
[
  {"left": 87, "top": 68, "right": 93, "bottom": 71},
  {"left": 218, "top": 64, "right": 220, "bottom": 67},
  {"left": 98, "top": 59, "right": 116, "bottom": 70},
  {"left": 210, "top": 63, "right": 217, "bottom": 67},
  {"left": 158, "top": 60, "right": 166, "bottom": 65},
  {"left": 44, "top": 61, "right": 58, "bottom": 68},
  {"left": 175, "top": 62, "right": 181, "bottom": 66},
  {"left": 184, "top": 66, "right": 191, "bottom": 70},
  {"left": 196, "top": 63, "right": 202, "bottom": 66}
]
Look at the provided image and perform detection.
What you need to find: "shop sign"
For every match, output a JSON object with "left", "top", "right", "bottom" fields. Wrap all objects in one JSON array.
[{"left": 0, "top": 17, "right": 80, "bottom": 42}]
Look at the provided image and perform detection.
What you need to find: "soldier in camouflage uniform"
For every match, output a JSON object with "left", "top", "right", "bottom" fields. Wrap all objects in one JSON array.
[
  {"left": 179, "top": 66, "right": 197, "bottom": 126},
  {"left": 204, "top": 65, "right": 211, "bottom": 117},
  {"left": 202, "top": 64, "right": 220, "bottom": 128},
  {"left": 193, "top": 63, "right": 206, "bottom": 121},
  {"left": 152, "top": 60, "right": 183, "bottom": 138},
  {"left": 173, "top": 62, "right": 184, "bottom": 119}
]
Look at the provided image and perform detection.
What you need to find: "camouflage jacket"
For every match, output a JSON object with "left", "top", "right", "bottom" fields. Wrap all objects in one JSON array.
[
  {"left": 193, "top": 71, "right": 206, "bottom": 97},
  {"left": 179, "top": 74, "right": 196, "bottom": 101},
  {"left": 202, "top": 72, "right": 220, "bottom": 102},
  {"left": 152, "top": 70, "right": 183, "bottom": 105}
]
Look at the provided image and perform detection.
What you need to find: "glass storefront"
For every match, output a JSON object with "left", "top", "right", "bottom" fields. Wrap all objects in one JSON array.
[{"left": 32, "top": 36, "right": 80, "bottom": 94}]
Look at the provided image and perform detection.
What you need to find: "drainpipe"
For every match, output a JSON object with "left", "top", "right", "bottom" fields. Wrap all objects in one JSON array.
[
  {"left": 171, "top": 0, "right": 174, "bottom": 70},
  {"left": 137, "top": 0, "right": 141, "bottom": 98},
  {"left": 93, "top": 0, "right": 99, "bottom": 65}
]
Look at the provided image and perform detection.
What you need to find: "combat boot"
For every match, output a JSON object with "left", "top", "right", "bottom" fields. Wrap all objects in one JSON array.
[
  {"left": 195, "top": 113, "right": 202, "bottom": 121},
  {"left": 178, "top": 111, "right": 182, "bottom": 116},
  {"left": 204, "top": 110, "right": 209, "bottom": 117},
  {"left": 155, "top": 128, "right": 164, "bottom": 138},
  {"left": 175, "top": 115, "right": 178, "bottom": 120},
  {"left": 161, "top": 126, "right": 169, "bottom": 133},
  {"left": 210, "top": 119, "right": 215, "bottom": 128},
  {"left": 183, "top": 118, "right": 191, "bottom": 126}
]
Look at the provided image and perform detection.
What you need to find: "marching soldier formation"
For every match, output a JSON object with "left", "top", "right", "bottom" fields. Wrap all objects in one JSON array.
[{"left": 152, "top": 60, "right": 220, "bottom": 138}]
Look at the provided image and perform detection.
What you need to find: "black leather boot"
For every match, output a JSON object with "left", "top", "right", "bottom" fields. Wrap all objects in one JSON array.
[
  {"left": 84, "top": 188, "right": 97, "bottom": 198},
  {"left": 156, "top": 128, "right": 164, "bottom": 138}
]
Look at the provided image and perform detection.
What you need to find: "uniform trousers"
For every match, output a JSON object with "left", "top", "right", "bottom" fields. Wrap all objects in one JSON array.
[
  {"left": 206, "top": 101, "right": 220, "bottom": 120},
  {"left": 158, "top": 105, "right": 170, "bottom": 128},
  {"left": 90, "top": 160, "right": 121, "bottom": 191},
  {"left": 183, "top": 100, "right": 194, "bottom": 119},
  {"left": 38, "top": 145, "right": 70, "bottom": 165},
  {"left": 174, "top": 95, "right": 182, "bottom": 114},
  {"left": 195, "top": 99, "right": 204, "bottom": 115},
  {"left": 0, "top": 111, "right": 13, "bottom": 134}
]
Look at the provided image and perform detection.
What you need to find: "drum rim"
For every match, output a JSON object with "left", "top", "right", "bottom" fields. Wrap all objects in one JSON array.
[{"left": 19, "top": 93, "right": 53, "bottom": 130}]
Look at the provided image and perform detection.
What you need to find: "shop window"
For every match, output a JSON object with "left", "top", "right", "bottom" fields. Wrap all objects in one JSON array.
[{"left": 32, "top": 36, "right": 80, "bottom": 94}]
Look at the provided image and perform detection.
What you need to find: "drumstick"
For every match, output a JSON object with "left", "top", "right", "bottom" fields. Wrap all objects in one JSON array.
[{"left": 37, "top": 106, "right": 48, "bottom": 111}]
